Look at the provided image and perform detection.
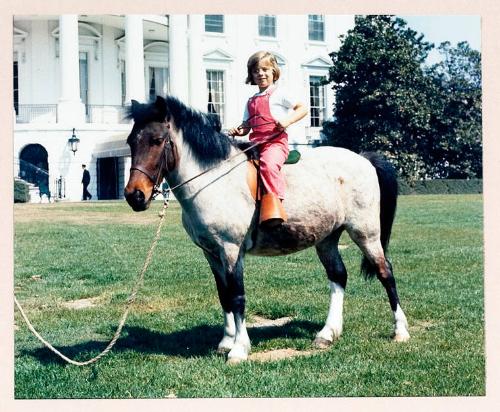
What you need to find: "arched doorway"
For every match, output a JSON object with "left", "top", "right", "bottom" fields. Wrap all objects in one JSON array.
[{"left": 19, "top": 144, "right": 50, "bottom": 195}]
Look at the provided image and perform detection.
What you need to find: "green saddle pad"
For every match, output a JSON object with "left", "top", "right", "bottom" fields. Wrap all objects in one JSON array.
[{"left": 285, "top": 149, "right": 301, "bottom": 164}]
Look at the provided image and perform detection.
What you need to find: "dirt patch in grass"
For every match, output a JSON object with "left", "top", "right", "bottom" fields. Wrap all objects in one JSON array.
[
  {"left": 61, "top": 297, "right": 100, "bottom": 310},
  {"left": 246, "top": 314, "right": 325, "bottom": 362},
  {"left": 248, "top": 315, "right": 294, "bottom": 328}
]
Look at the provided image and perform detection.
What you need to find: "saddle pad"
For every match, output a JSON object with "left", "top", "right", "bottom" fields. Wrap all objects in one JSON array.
[{"left": 285, "top": 149, "right": 301, "bottom": 164}]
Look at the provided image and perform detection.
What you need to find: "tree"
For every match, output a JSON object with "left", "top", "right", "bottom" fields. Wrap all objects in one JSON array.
[
  {"left": 424, "top": 41, "right": 482, "bottom": 178},
  {"left": 323, "top": 15, "right": 434, "bottom": 180},
  {"left": 322, "top": 16, "right": 482, "bottom": 181}
]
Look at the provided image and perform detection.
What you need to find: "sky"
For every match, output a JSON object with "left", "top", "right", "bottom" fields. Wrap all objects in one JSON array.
[{"left": 398, "top": 15, "right": 481, "bottom": 64}]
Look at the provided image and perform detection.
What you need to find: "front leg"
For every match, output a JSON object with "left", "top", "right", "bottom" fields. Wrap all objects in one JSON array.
[
  {"left": 226, "top": 294, "right": 251, "bottom": 364},
  {"left": 225, "top": 246, "right": 251, "bottom": 364},
  {"left": 204, "top": 248, "right": 251, "bottom": 362},
  {"left": 217, "top": 311, "right": 236, "bottom": 353}
]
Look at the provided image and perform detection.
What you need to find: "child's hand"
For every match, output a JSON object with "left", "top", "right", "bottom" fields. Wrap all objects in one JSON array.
[
  {"left": 276, "top": 119, "right": 290, "bottom": 130},
  {"left": 228, "top": 124, "right": 250, "bottom": 136},
  {"left": 276, "top": 103, "right": 308, "bottom": 130}
]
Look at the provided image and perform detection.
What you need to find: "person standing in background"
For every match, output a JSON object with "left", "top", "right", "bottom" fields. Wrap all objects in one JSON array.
[{"left": 82, "top": 164, "right": 92, "bottom": 201}]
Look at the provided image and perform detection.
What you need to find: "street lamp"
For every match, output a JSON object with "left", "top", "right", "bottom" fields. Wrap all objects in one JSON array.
[{"left": 68, "top": 128, "right": 80, "bottom": 155}]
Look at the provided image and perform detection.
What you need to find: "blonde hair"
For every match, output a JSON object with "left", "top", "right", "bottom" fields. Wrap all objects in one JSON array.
[{"left": 245, "top": 51, "right": 281, "bottom": 85}]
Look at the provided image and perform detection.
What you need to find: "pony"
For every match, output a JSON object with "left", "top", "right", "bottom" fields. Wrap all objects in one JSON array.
[{"left": 124, "top": 96, "right": 410, "bottom": 364}]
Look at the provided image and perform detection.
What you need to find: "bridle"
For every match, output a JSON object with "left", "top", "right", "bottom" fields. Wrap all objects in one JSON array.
[{"left": 129, "top": 126, "right": 175, "bottom": 199}]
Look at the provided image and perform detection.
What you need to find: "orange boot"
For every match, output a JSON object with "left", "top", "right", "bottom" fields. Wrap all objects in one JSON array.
[{"left": 259, "top": 192, "right": 287, "bottom": 228}]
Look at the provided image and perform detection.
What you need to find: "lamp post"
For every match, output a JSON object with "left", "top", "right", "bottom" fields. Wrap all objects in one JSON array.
[{"left": 68, "top": 128, "right": 80, "bottom": 155}]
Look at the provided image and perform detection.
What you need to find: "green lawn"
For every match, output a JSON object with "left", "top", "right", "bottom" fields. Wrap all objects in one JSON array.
[{"left": 13, "top": 194, "right": 484, "bottom": 398}]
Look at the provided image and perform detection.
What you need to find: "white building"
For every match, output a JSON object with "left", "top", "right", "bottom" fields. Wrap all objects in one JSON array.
[{"left": 13, "top": 14, "right": 354, "bottom": 201}]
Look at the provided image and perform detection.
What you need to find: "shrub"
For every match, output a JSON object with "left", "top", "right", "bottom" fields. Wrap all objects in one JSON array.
[
  {"left": 398, "top": 179, "right": 482, "bottom": 195},
  {"left": 14, "top": 179, "right": 30, "bottom": 203}
]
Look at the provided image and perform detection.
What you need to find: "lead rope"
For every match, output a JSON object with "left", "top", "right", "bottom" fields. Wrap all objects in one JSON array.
[
  {"left": 14, "top": 197, "right": 170, "bottom": 366},
  {"left": 15, "top": 118, "right": 281, "bottom": 366},
  {"left": 156, "top": 117, "right": 284, "bottom": 197}
]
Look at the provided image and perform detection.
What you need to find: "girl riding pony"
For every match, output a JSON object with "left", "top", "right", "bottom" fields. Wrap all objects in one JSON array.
[{"left": 229, "top": 51, "right": 308, "bottom": 227}]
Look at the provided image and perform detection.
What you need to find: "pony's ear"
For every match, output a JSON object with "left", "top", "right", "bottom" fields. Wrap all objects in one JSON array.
[
  {"left": 128, "top": 99, "right": 141, "bottom": 120},
  {"left": 154, "top": 96, "right": 168, "bottom": 119}
]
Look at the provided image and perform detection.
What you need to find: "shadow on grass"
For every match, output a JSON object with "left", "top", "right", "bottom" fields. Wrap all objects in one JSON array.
[{"left": 22, "top": 319, "right": 321, "bottom": 365}]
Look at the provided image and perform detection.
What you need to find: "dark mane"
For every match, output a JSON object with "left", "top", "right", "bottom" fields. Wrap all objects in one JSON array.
[{"left": 128, "top": 96, "right": 234, "bottom": 167}]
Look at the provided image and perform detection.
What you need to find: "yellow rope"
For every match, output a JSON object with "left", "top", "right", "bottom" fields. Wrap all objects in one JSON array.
[{"left": 14, "top": 200, "right": 169, "bottom": 366}]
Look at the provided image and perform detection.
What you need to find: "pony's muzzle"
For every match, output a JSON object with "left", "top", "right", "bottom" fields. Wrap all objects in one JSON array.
[{"left": 124, "top": 188, "right": 149, "bottom": 211}]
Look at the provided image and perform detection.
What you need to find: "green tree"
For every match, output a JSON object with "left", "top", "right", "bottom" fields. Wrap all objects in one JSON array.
[
  {"left": 424, "top": 41, "right": 482, "bottom": 178},
  {"left": 323, "top": 15, "right": 434, "bottom": 180}
]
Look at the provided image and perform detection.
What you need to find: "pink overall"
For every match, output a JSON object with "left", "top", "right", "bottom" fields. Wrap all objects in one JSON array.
[{"left": 247, "top": 87, "right": 289, "bottom": 200}]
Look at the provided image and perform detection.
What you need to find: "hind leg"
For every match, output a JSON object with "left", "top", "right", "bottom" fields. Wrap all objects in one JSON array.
[
  {"left": 313, "top": 229, "right": 348, "bottom": 348},
  {"left": 349, "top": 232, "right": 410, "bottom": 342}
]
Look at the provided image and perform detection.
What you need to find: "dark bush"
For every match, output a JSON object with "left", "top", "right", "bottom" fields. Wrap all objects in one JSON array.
[
  {"left": 398, "top": 179, "right": 482, "bottom": 195},
  {"left": 14, "top": 179, "right": 30, "bottom": 203}
]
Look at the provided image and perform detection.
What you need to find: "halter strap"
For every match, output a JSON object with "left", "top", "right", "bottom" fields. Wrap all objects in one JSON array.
[{"left": 130, "top": 137, "right": 170, "bottom": 199}]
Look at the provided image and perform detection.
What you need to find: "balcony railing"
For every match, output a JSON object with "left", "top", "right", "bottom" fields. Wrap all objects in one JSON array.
[
  {"left": 15, "top": 104, "right": 131, "bottom": 124},
  {"left": 86, "top": 105, "right": 131, "bottom": 124},
  {"left": 16, "top": 105, "right": 57, "bottom": 124}
]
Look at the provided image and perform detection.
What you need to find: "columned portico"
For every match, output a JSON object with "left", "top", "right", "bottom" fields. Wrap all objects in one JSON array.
[
  {"left": 125, "top": 15, "right": 146, "bottom": 103},
  {"left": 57, "top": 15, "right": 85, "bottom": 124},
  {"left": 188, "top": 15, "right": 206, "bottom": 111},
  {"left": 168, "top": 15, "right": 189, "bottom": 102}
]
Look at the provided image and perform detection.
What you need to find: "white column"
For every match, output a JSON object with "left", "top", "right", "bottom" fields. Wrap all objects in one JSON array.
[
  {"left": 168, "top": 15, "right": 189, "bottom": 102},
  {"left": 188, "top": 15, "right": 205, "bottom": 111},
  {"left": 125, "top": 15, "right": 146, "bottom": 103},
  {"left": 57, "top": 15, "right": 85, "bottom": 124}
]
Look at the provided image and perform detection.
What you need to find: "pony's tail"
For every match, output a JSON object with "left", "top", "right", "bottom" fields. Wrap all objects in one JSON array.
[{"left": 360, "top": 152, "right": 398, "bottom": 279}]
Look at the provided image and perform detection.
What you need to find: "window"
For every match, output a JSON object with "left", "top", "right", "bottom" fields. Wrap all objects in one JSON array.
[
  {"left": 258, "top": 15, "right": 276, "bottom": 37},
  {"left": 205, "top": 15, "right": 224, "bottom": 33},
  {"left": 206, "top": 70, "right": 225, "bottom": 125},
  {"left": 79, "top": 52, "right": 89, "bottom": 113},
  {"left": 308, "top": 15, "right": 325, "bottom": 41},
  {"left": 148, "top": 67, "right": 168, "bottom": 101},
  {"left": 14, "top": 60, "right": 19, "bottom": 115},
  {"left": 309, "top": 75, "right": 327, "bottom": 127}
]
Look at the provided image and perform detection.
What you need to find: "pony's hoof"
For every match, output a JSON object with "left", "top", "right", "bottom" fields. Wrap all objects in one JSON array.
[
  {"left": 226, "top": 356, "right": 245, "bottom": 365},
  {"left": 217, "top": 337, "right": 235, "bottom": 354},
  {"left": 226, "top": 344, "right": 250, "bottom": 364},
  {"left": 393, "top": 331, "right": 410, "bottom": 342},
  {"left": 312, "top": 337, "right": 332, "bottom": 349}
]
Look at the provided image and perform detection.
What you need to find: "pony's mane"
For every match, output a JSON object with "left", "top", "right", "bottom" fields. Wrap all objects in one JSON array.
[{"left": 128, "top": 96, "right": 234, "bottom": 167}]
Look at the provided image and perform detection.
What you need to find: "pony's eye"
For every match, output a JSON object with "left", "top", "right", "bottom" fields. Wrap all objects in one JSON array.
[{"left": 152, "top": 136, "right": 165, "bottom": 146}]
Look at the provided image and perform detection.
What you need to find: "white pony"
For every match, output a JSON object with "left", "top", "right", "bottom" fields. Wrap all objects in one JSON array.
[{"left": 124, "top": 96, "right": 410, "bottom": 364}]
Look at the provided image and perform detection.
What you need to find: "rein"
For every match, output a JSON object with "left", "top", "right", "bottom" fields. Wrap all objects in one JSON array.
[{"left": 148, "top": 115, "right": 284, "bottom": 200}]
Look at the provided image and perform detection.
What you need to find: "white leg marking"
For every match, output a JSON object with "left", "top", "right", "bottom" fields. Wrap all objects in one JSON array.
[
  {"left": 316, "top": 281, "right": 345, "bottom": 343},
  {"left": 217, "top": 312, "right": 236, "bottom": 353},
  {"left": 227, "top": 314, "right": 251, "bottom": 364},
  {"left": 393, "top": 304, "right": 410, "bottom": 342}
]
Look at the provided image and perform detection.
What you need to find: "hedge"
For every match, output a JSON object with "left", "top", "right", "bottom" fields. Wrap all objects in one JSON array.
[
  {"left": 398, "top": 179, "right": 483, "bottom": 195},
  {"left": 14, "top": 179, "right": 30, "bottom": 203}
]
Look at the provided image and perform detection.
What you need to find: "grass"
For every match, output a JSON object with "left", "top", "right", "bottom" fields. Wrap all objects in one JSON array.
[{"left": 13, "top": 195, "right": 484, "bottom": 398}]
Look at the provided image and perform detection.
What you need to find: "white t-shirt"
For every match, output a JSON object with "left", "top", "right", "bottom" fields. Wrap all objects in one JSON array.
[{"left": 242, "top": 86, "right": 298, "bottom": 124}]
